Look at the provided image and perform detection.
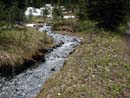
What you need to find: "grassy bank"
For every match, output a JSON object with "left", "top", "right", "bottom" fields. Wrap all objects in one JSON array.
[
  {"left": 37, "top": 25, "right": 130, "bottom": 98},
  {"left": 0, "top": 28, "right": 53, "bottom": 75}
]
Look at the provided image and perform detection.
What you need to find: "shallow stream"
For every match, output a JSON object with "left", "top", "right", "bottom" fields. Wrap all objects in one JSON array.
[{"left": 0, "top": 27, "right": 81, "bottom": 98}]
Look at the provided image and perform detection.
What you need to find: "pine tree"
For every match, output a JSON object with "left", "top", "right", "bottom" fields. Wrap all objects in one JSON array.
[
  {"left": 0, "top": 0, "right": 5, "bottom": 31},
  {"left": 41, "top": 7, "right": 49, "bottom": 21},
  {"left": 76, "top": 0, "right": 87, "bottom": 20},
  {"left": 33, "top": 0, "right": 45, "bottom": 8},
  {"left": 0, "top": 0, "right": 5, "bottom": 21},
  {"left": 52, "top": 5, "right": 63, "bottom": 23},
  {"left": 7, "top": 2, "right": 24, "bottom": 28},
  {"left": 87, "top": 0, "right": 130, "bottom": 30}
]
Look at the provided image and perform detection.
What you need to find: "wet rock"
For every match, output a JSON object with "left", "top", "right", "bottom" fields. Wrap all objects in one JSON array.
[{"left": 51, "top": 67, "right": 56, "bottom": 71}]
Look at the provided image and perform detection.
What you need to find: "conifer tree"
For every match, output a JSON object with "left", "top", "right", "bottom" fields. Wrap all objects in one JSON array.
[
  {"left": 7, "top": 1, "right": 25, "bottom": 28},
  {"left": 87, "top": 0, "right": 130, "bottom": 30},
  {"left": 41, "top": 7, "right": 49, "bottom": 21},
  {"left": 52, "top": 5, "right": 63, "bottom": 23},
  {"left": 0, "top": 0, "right": 5, "bottom": 31},
  {"left": 0, "top": 0, "right": 5, "bottom": 21},
  {"left": 76, "top": 0, "right": 87, "bottom": 20}
]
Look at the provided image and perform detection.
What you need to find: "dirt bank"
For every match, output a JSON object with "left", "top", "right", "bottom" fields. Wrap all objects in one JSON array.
[{"left": 0, "top": 28, "right": 54, "bottom": 76}]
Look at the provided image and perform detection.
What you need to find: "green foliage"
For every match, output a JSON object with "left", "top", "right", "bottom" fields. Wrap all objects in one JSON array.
[
  {"left": 76, "top": 0, "right": 87, "bottom": 20},
  {"left": 41, "top": 7, "right": 49, "bottom": 21},
  {"left": 76, "top": 21, "right": 97, "bottom": 32},
  {"left": 0, "top": 0, "right": 26, "bottom": 28},
  {"left": 7, "top": 2, "right": 23, "bottom": 28},
  {"left": 52, "top": 5, "right": 63, "bottom": 22},
  {"left": 0, "top": 0, "right": 5, "bottom": 20},
  {"left": 87, "top": 0, "right": 130, "bottom": 30},
  {"left": 33, "top": 0, "right": 45, "bottom": 7},
  {"left": 0, "top": 0, "right": 5, "bottom": 31}
]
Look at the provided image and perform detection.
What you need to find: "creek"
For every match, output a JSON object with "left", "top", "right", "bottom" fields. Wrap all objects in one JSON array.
[{"left": 0, "top": 27, "right": 81, "bottom": 98}]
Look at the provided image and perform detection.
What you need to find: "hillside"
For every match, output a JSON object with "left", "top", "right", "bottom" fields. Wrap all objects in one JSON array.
[{"left": 37, "top": 30, "right": 130, "bottom": 98}]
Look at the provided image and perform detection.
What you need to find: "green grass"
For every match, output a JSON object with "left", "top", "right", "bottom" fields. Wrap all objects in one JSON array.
[{"left": 37, "top": 28, "right": 130, "bottom": 98}]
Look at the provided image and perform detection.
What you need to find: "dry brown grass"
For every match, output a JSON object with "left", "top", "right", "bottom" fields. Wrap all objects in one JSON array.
[{"left": 0, "top": 28, "right": 53, "bottom": 69}]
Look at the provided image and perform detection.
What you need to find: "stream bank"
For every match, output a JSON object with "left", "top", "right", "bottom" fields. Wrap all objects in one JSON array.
[
  {"left": 0, "top": 28, "right": 53, "bottom": 76},
  {"left": 0, "top": 26, "right": 81, "bottom": 98}
]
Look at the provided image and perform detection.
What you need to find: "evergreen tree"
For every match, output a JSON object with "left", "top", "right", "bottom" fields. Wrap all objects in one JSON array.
[
  {"left": 76, "top": 0, "right": 87, "bottom": 20},
  {"left": 41, "top": 7, "right": 49, "bottom": 21},
  {"left": 52, "top": 5, "right": 63, "bottom": 22},
  {"left": 7, "top": 2, "right": 17, "bottom": 28},
  {"left": 87, "top": 0, "right": 130, "bottom": 30},
  {"left": 7, "top": 2, "right": 24, "bottom": 28},
  {"left": 0, "top": 0, "right": 5, "bottom": 21},
  {"left": 31, "top": 0, "right": 45, "bottom": 8},
  {"left": 0, "top": 0, "right": 5, "bottom": 31}
]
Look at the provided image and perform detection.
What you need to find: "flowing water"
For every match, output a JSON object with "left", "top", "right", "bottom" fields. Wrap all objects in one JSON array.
[{"left": 0, "top": 27, "right": 81, "bottom": 98}]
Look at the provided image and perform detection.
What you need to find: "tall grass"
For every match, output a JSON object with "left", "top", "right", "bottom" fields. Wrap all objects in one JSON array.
[{"left": 0, "top": 28, "right": 52, "bottom": 66}]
